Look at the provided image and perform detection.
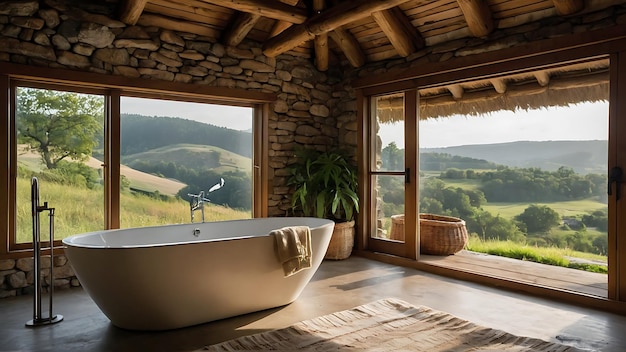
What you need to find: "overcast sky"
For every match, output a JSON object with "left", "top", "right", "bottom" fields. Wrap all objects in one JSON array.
[
  {"left": 121, "top": 97, "right": 253, "bottom": 131},
  {"left": 380, "top": 101, "right": 609, "bottom": 148},
  {"left": 121, "top": 97, "right": 608, "bottom": 149}
]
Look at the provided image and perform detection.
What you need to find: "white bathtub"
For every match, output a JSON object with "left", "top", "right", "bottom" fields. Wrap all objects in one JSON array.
[{"left": 62, "top": 217, "right": 335, "bottom": 331}]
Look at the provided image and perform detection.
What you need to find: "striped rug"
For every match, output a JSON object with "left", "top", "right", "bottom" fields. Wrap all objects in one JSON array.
[{"left": 203, "top": 298, "right": 585, "bottom": 351}]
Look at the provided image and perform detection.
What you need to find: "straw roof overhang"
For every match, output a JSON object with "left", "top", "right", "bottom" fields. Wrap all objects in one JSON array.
[{"left": 376, "top": 58, "right": 609, "bottom": 121}]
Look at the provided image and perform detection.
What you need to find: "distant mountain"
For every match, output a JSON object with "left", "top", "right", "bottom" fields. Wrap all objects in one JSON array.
[
  {"left": 121, "top": 113, "right": 252, "bottom": 158},
  {"left": 421, "top": 140, "right": 607, "bottom": 174}
]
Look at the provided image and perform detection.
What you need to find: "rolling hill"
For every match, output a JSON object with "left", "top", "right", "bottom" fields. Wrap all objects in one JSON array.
[
  {"left": 122, "top": 144, "right": 251, "bottom": 174},
  {"left": 422, "top": 140, "right": 607, "bottom": 174}
]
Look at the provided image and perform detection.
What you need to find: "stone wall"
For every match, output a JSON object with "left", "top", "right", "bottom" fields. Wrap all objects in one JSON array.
[
  {"left": 0, "top": 0, "right": 354, "bottom": 298},
  {"left": 0, "top": 255, "right": 77, "bottom": 298}
]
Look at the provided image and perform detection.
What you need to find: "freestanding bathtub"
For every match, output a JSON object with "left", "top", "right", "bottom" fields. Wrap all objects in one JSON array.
[{"left": 62, "top": 217, "right": 335, "bottom": 331}]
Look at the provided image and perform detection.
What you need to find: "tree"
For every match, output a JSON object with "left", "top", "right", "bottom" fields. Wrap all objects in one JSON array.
[
  {"left": 16, "top": 88, "right": 103, "bottom": 169},
  {"left": 382, "top": 142, "right": 403, "bottom": 170},
  {"left": 515, "top": 204, "right": 561, "bottom": 233}
]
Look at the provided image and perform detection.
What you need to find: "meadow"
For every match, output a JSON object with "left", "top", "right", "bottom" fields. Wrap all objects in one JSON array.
[{"left": 15, "top": 176, "right": 249, "bottom": 244}]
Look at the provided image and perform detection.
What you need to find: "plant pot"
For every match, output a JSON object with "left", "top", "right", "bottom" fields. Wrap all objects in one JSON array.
[{"left": 324, "top": 220, "right": 355, "bottom": 260}]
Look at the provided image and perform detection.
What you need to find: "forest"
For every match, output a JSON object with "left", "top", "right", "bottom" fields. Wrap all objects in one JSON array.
[{"left": 380, "top": 144, "right": 608, "bottom": 256}]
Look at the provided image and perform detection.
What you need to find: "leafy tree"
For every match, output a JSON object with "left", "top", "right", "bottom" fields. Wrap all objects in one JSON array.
[
  {"left": 382, "top": 142, "right": 403, "bottom": 170},
  {"left": 17, "top": 88, "right": 103, "bottom": 169},
  {"left": 515, "top": 204, "right": 560, "bottom": 233},
  {"left": 468, "top": 210, "right": 524, "bottom": 241}
]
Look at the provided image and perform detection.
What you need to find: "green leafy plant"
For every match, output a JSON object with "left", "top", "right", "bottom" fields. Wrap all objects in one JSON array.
[{"left": 287, "top": 148, "right": 359, "bottom": 222}]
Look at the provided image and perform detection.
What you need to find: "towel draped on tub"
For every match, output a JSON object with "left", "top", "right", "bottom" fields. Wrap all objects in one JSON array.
[{"left": 271, "top": 226, "right": 312, "bottom": 277}]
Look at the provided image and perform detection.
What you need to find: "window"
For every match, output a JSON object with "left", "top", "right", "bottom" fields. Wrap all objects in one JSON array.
[{"left": 1, "top": 68, "right": 272, "bottom": 254}]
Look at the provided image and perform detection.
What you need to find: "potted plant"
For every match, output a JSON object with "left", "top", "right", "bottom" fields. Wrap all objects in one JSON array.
[{"left": 287, "top": 148, "right": 359, "bottom": 260}]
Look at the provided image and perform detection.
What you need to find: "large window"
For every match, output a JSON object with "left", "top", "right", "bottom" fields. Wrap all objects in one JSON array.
[
  {"left": 2, "top": 70, "right": 271, "bottom": 254},
  {"left": 119, "top": 97, "right": 254, "bottom": 228}
]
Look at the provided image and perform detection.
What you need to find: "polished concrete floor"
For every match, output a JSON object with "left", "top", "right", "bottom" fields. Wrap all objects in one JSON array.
[{"left": 1, "top": 256, "right": 626, "bottom": 351}]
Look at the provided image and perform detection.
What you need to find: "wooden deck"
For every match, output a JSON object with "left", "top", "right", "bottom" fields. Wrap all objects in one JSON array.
[{"left": 420, "top": 250, "right": 608, "bottom": 298}]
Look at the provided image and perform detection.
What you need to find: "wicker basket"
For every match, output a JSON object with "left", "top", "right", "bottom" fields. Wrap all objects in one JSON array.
[
  {"left": 324, "top": 221, "right": 355, "bottom": 260},
  {"left": 388, "top": 214, "right": 468, "bottom": 255},
  {"left": 419, "top": 214, "right": 468, "bottom": 255}
]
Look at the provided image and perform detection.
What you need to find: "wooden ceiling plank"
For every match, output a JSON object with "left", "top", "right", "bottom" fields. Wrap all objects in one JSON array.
[
  {"left": 456, "top": 0, "right": 494, "bottom": 37},
  {"left": 145, "top": 3, "right": 231, "bottom": 26},
  {"left": 223, "top": 12, "right": 261, "bottom": 46},
  {"left": 119, "top": 0, "right": 148, "bottom": 25},
  {"left": 200, "top": 0, "right": 307, "bottom": 23},
  {"left": 552, "top": 0, "right": 584, "bottom": 15},
  {"left": 263, "top": 0, "right": 412, "bottom": 57},
  {"left": 329, "top": 27, "right": 366, "bottom": 68},
  {"left": 137, "top": 13, "right": 221, "bottom": 39},
  {"left": 151, "top": 0, "right": 233, "bottom": 17}
]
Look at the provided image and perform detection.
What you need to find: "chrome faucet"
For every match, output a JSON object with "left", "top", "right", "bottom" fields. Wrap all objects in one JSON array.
[
  {"left": 187, "top": 178, "right": 225, "bottom": 223},
  {"left": 187, "top": 190, "right": 209, "bottom": 223}
]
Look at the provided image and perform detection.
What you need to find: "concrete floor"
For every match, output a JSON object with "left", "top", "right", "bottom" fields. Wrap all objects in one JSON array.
[{"left": 1, "top": 256, "right": 625, "bottom": 351}]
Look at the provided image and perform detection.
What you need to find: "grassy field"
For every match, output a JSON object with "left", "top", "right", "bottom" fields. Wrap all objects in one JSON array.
[
  {"left": 482, "top": 199, "right": 606, "bottom": 219},
  {"left": 467, "top": 237, "right": 607, "bottom": 273},
  {"left": 16, "top": 176, "right": 249, "bottom": 243}
]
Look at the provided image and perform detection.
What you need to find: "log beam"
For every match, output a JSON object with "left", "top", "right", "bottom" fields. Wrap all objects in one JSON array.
[
  {"left": 313, "top": 0, "right": 329, "bottom": 71},
  {"left": 329, "top": 27, "right": 366, "bottom": 68},
  {"left": 456, "top": 0, "right": 494, "bottom": 37},
  {"left": 447, "top": 85, "right": 464, "bottom": 99},
  {"left": 490, "top": 78, "right": 507, "bottom": 94},
  {"left": 552, "top": 0, "right": 584, "bottom": 16},
  {"left": 119, "top": 0, "right": 147, "bottom": 25},
  {"left": 204, "top": 0, "right": 307, "bottom": 23},
  {"left": 223, "top": 12, "right": 261, "bottom": 46},
  {"left": 372, "top": 7, "right": 423, "bottom": 57},
  {"left": 263, "top": 0, "right": 412, "bottom": 57},
  {"left": 267, "top": 0, "right": 301, "bottom": 38},
  {"left": 535, "top": 71, "right": 550, "bottom": 86}
]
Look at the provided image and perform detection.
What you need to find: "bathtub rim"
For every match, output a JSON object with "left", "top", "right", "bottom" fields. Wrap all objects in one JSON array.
[{"left": 62, "top": 217, "right": 336, "bottom": 249}]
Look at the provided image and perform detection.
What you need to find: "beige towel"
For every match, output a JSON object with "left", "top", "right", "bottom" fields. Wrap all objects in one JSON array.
[{"left": 271, "top": 226, "right": 312, "bottom": 277}]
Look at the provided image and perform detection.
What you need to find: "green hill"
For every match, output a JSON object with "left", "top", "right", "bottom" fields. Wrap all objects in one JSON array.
[
  {"left": 422, "top": 140, "right": 607, "bottom": 174},
  {"left": 122, "top": 144, "right": 251, "bottom": 174},
  {"left": 120, "top": 113, "right": 252, "bottom": 158}
]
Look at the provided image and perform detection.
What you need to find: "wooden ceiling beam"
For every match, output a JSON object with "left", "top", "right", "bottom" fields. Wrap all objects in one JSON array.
[
  {"left": 223, "top": 12, "right": 261, "bottom": 46},
  {"left": 372, "top": 7, "right": 424, "bottom": 57},
  {"left": 552, "top": 0, "right": 584, "bottom": 16},
  {"left": 263, "top": 0, "right": 412, "bottom": 57},
  {"left": 447, "top": 85, "right": 464, "bottom": 99},
  {"left": 490, "top": 78, "right": 507, "bottom": 94},
  {"left": 313, "top": 0, "right": 329, "bottom": 71},
  {"left": 119, "top": 0, "right": 147, "bottom": 25},
  {"left": 329, "top": 27, "right": 366, "bottom": 68},
  {"left": 535, "top": 71, "right": 551, "bottom": 86},
  {"left": 203, "top": 0, "right": 307, "bottom": 23},
  {"left": 456, "top": 0, "right": 494, "bottom": 37}
]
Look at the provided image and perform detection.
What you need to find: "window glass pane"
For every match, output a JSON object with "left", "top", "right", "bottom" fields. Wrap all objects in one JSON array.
[
  {"left": 119, "top": 97, "right": 253, "bottom": 228},
  {"left": 418, "top": 59, "right": 608, "bottom": 294},
  {"left": 374, "top": 94, "right": 404, "bottom": 171},
  {"left": 372, "top": 175, "right": 405, "bottom": 242},
  {"left": 16, "top": 87, "right": 105, "bottom": 243},
  {"left": 371, "top": 93, "right": 405, "bottom": 242}
]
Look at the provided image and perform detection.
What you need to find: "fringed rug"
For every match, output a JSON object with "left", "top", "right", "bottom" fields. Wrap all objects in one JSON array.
[{"left": 203, "top": 298, "right": 585, "bottom": 351}]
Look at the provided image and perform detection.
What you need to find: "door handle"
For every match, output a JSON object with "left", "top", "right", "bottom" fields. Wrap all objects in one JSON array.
[
  {"left": 405, "top": 168, "right": 410, "bottom": 184},
  {"left": 608, "top": 166, "right": 623, "bottom": 200}
]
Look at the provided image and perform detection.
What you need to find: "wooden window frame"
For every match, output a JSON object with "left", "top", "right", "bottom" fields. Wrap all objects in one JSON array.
[
  {"left": 0, "top": 62, "right": 275, "bottom": 258},
  {"left": 354, "top": 25, "right": 626, "bottom": 311}
]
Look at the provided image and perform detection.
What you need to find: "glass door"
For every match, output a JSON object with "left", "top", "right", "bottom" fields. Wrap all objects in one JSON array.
[{"left": 367, "top": 91, "right": 418, "bottom": 258}]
